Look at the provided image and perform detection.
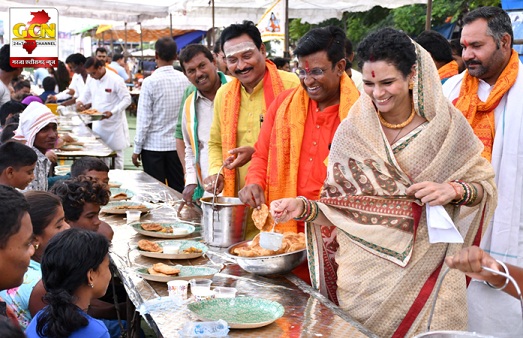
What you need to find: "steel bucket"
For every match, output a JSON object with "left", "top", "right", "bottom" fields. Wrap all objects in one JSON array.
[{"left": 200, "top": 196, "right": 248, "bottom": 247}]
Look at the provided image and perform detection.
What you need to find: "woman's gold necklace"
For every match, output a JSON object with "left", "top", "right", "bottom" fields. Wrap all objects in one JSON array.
[{"left": 378, "top": 106, "right": 416, "bottom": 129}]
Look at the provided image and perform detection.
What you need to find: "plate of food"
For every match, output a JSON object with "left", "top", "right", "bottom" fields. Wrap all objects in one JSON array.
[
  {"left": 130, "top": 221, "right": 195, "bottom": 239},
  {"left": 108, "top": 181, "right": 122, "bottom": 188},
  {"left": 57, "top": 126, "right": 73, "bottom": 132},
  {"left": 79, "top": 108, "right": 104, "bottom": 120},
  {"left": 110, "top": 188, "right": 134, "bottom": 201},
  {"left": 135, "top": 239, "right": 207, "bottom": 259},
  {"left": 59, "top": 144, "right": 84, "bottom": 151},
  {"left": 187, "top": 297, "right": 284, "bottom": 329},
  {"left": 101, "top": 201, "right": 154, "bottom": 214},
  {"left": 135, "top": 264, "right": 219, "bottom": 283}
]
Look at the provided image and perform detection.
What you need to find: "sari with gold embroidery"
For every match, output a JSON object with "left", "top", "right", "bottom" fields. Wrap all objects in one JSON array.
[{"left": 307, "top": 41, "right": 497, "bottom": 337}]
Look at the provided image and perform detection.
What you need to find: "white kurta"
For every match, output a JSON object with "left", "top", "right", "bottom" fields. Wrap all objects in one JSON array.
[
  {"left": 443, "top": 64, "right": 523, "bottom": 337},
  {"left": 78, "top": 70, "right": 132, "bottom": 151}
]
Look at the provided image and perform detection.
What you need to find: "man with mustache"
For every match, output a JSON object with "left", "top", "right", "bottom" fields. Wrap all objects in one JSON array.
[
  {"left": 443, "top": 6, "right": 523, "bottom": 336},
  {"left": 175, "top": 44, "right": 230, "bottom": 204},
  {"left": 132, "top": 37, "right": 190, "bottom": 192},
  {"left": 204, "top": 21, "right": 299, "bottom": 238}
]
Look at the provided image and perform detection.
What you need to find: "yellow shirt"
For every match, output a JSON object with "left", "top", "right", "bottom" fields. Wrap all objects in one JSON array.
[{"left": 208, "top": 70, "right": 299, "bottom": 189}]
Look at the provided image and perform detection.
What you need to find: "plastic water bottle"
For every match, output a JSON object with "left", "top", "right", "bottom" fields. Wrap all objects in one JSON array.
[{"left": 179, "top": 319, "right": 229, "bottom": 337}]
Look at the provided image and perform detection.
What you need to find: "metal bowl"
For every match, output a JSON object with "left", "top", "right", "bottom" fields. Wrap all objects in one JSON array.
[{"left": 225, "top": 240, "right": 307, "bottom": 275}]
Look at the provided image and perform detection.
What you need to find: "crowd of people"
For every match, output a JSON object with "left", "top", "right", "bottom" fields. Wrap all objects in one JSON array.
[{"left": 0, "top": 5, "right": 522, "bottom": 337}]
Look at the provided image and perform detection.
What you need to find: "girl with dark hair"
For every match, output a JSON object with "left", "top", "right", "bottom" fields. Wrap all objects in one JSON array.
[
  {"left": 55, "top": 61, "right": 71, "bottom": 93},
  {"left": 271, "top": 27, "right": 497, "bottom": 336},
  {"left": 25, "top": 228, "right": 111, "bottom": 338},
  {"left": 0, "top": 191, "right": 69, "bottom": 329}
]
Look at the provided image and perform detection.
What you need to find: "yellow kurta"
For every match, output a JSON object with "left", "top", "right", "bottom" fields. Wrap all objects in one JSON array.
[{"left": 208, "top": 69, "right": 299, "bottom": 239}]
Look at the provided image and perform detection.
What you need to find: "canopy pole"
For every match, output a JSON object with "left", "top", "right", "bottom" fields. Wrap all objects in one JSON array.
[
  {"left": 284, "top": 0, "right": 289, "bottom": 57},
  {"left": 124, "top": 22, "right": 128, "bottom": 54},
  {"left": 139, "top": 22, "right": 143, "bottom": 71},
  {"left": 212, "top": 0, "right": 215, "bottom": 47},
  {"left": 425, "top": 0, "right": 432, "bottom": 31},
  {"left": 170, "top": 13, "right": 173, "bottom": 38}
]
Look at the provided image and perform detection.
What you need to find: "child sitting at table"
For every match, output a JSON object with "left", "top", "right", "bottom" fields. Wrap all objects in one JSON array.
[
  {"left": 50, "top": 176, "right": 113, "bottom": 240},
  {"left": 13, "top": 102, "right": 58, "bottom": 192},
  {"left": 25, "top": 229, "right": 112, "bottom": 338},
  {"left": 48, "top": 180, "right": 130, "bottom": 337},
  {"left": 71, "top": 157, "right": 110, "bottom": 184},
  {"left": 48, "top": 155, "right": 110, "bottom": 193},
  {"left": 0, "top": 142, "right": 37, "bottom": 190}
]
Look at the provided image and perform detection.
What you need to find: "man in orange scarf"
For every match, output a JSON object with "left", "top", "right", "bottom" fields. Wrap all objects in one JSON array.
[
  {"left": 239, "top": 26, "right": 359, "bottom": 284},
  {"left": 239, "top": 26, "right": 359, "bottom": 235},
  {"left": 415, "top": 30, "right": 459, "bottom": 84},
  {"left": 443, "top": 7, "right": 523, "bottom": 337},
  {"left": 205, "top": 21, "right": 299, "bottom": 239}
]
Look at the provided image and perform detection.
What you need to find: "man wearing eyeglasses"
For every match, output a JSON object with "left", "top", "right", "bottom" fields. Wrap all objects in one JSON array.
[
  {"left": 239, "top": 26, "right": 359, "bottom": 238},
  {"left": 204, "top": 21, "right": 299, "bottom": 239}
]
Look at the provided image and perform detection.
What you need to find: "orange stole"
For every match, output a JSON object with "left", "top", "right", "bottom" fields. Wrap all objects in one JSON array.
[
  {"left": 219, "top": 60, "right": 285, "bottom": 196},
  {"left": 454, "top": 50, "right": 519, "bottom": 162},
  {"left": 267, "top": 74, "right": 359, "bottom": 232},
  {"left": 438, "top": 60, "right": 459, "bottom": 81}
]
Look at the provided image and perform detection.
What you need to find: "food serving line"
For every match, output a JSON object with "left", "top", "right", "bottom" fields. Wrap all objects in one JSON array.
[
  {"left": 103, "top": 170, "right": 377, "bottom": 338},
  {"left": 54, "top": 106, "right": 117, "bottom": 168}
]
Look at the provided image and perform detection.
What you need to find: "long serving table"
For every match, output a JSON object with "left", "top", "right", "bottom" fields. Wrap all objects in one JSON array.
[
  {"left": 54, "top": 108, "right": 117, "bottom": 168},
  {"left": 104, "top": 170, "right": 378, "bottom": 338}
]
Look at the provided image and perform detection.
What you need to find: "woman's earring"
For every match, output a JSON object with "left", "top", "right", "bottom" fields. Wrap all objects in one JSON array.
[
  {"left": 34, "top": 243, "right": 39, "bottom": 250},
  {"left": 89, "top": 283, "right": 94, "bottom": 288},
  {"left": 409, "top": 81, "right": 414, "bottom": 90}
]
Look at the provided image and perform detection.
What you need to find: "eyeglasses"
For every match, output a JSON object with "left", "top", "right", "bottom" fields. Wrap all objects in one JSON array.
[{"left": 297, "top": 67, "right": 327, "bottom": 79}]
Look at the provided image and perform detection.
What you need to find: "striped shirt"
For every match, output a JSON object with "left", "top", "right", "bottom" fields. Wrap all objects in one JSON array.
[{"left": 134, "top": 66, "right": 190, "bottom": 153}]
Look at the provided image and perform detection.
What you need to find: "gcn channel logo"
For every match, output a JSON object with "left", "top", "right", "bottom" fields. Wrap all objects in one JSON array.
[{"left": 9, "top": 7, "right": 59, "bottom": 68}]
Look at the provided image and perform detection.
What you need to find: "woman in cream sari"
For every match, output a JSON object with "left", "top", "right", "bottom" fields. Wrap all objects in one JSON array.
[{"left": 271, "top": 28, "right": 497, "bottom": 337}]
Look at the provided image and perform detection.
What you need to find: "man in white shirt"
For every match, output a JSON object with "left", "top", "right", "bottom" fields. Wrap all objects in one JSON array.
[
  {"left": 442, "top": 7, "right": 523, "bottom": 336},
  {"left": 176, "top": 44, "right": 229, "bottom": 203},
  {"left": 76, "top": 57, "right": 131, "bottom": 169},
  {"left": 0, "top": 45, "right": 22, "bottom": 108},
  {"left": 55, "top": 53, "right": 89, "bottom": 106},
  {"left": 132, "top": 37, "right": 190, "bottom": 192},
  {"left": 110, "top": 54, "right": 131, "bottom": 83}
]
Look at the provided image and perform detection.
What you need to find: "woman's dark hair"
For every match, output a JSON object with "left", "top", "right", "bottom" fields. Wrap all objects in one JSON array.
[
  {"left": 55, "top": 61, "right": 71, "bottom": 92},
  {"left": 37, "top": 228, "right": 110, "bottom": 338},
  {"left": 24, "top": 191, "right": 62, "bottom": 236},
  {"left": 50, "top": 176, "right": 110, "bottom": 222},
  {"left": 357, "top": 27, "right": 416, "bottom": 78}
]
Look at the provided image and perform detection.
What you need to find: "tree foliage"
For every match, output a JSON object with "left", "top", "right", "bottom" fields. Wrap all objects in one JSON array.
[{"left": 289, "top": 0, "right": 501, "bottom": 47}]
